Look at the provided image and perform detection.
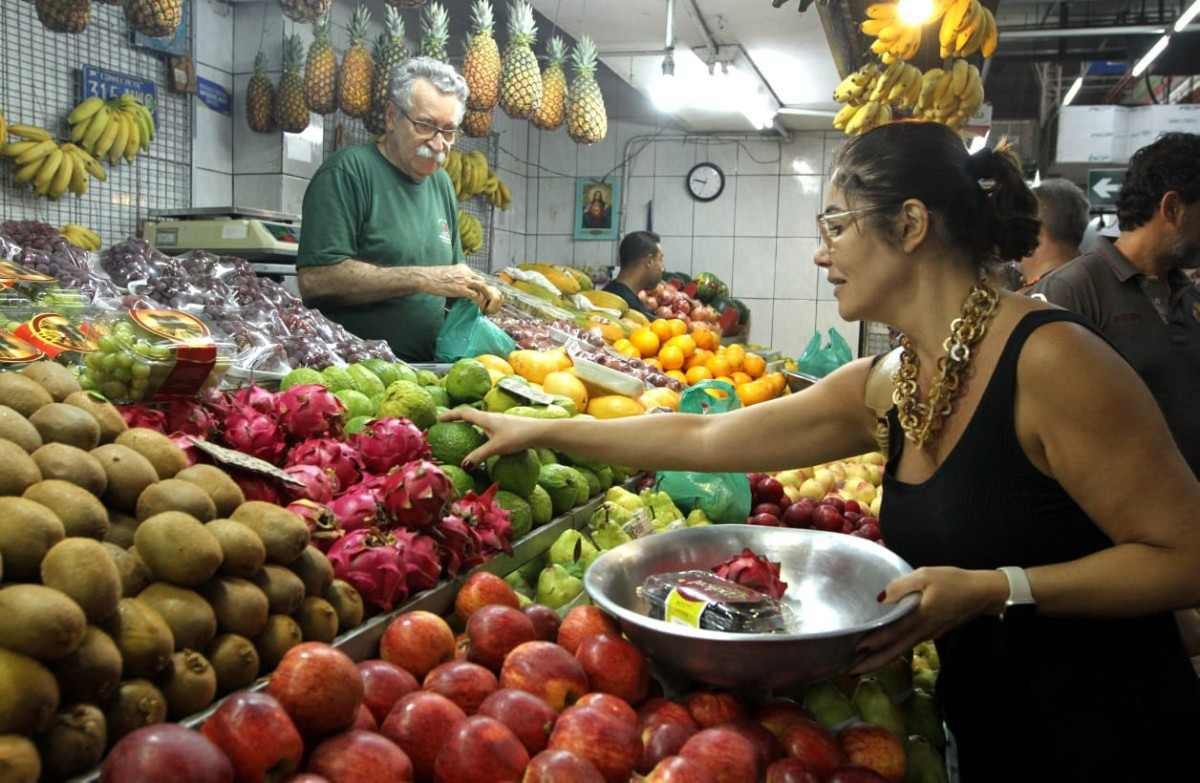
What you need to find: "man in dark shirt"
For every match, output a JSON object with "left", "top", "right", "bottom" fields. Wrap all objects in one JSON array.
[
  {"left": 1032, "top": 132, "right": 1200, "bottom": 475},
  {"left": 603, "top": 231, "right": 664, "bottom": 318},
  {"left": 1018, "top": 178, "right": 1089, "bottom": 293}
]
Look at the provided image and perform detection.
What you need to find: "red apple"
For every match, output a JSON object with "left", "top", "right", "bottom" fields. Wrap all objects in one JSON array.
[
  {"left": 827, "top": 766, "right": 892, "bottom": 783},
  {"left": 576, "top": 693, "right": 638, "bottom": 728},
  {"left": 844, "top": 511, "right": 863, "bottom": 526},
  {"left": 747, "top": 473, "right": 767, "bottom": 486},
  {"left": 843, "top": 500, "right": 862, "bottom": 515},
  {"left": 352, "top": 704, "right": 377, "bottom": 731},
  {"left": 644, "top": 755, "right": 716, "bottom": 783},
  {"left": 781, "top": 718, "right": 845, "bottom": 779},
  {"left": 748, "top": 513, "right": 783, "bottom": 526},
  {"left": 454, "top": 571, "right": 520, "bottom": 622},
  {"left": 380, "top": 610, "right": 456, "bottom": 679},
  {"left": 683, "top": 692, "right": 745, "bottom": 729},
  {"left": 434, "top": 715, "right": 530, "bottom": 783},
  {"left": 307, "top": 730, "right": 412, "bottom": 782},
  {"left": 548, "top": 706, "right": 643, "bottom": 783},
  {"left": 201, "top": 691, "right": 303, "bottom": 783},
  {"left": 782, "top": 501, "right": 815, "bottom": 529},
  {"left": 842, "top": 520, "right": 857, "bottom": 534},
  {"left": 379, "top": 691, "right": 466, "bottom": 782},
  {"left": 268, "top": 643, "right": 364, "bottom": 738},
  {"left": 860, "top": 521, "right": 882, "bottom": 541},
  {"left": 838, "top": 724, "right": 905, "bottom": 782},
  {"left": 423, "top": 660, "right": 498, "bottom": 715},
  {"left": 522, "top": 749, "right": 605, "bottom": 783},
  {"left": 523, "top": 604, "right": 561, "bottom": 642},
  {"left": 102, "top": 725, "right": 234, "bottom": 783},
  {"left": 679, "top": 727, "right": 760, "bottom": 783},
  {"left": 557, "top": 605, "right": 621, "bottom": 655},
  {"left": 499, "top": 641, "right": 590, "bottom": 711},
  {"left": 638, "top": 699, "right": 698, "bottom": 733},
  {"left": 753, "top": 503, "right": 783, "bottom": 518},
  {"left": 575, "top": 634, "right": 650, "bottom": 705},
  {"left": 813, "top": 505, "right": 845, "bottom": 532},
  {"left": 754, "top": 700, "right": 810, "bottom": 742},
  {"left": 639, "top": 719, "right": 696, "bottom": 773},
  {"left": 454, "top": 632, "right": 471, "bottom": 660},
  {"left": 726, "top": 720, "right": 782, "bottom": 772},
  {"left": 755, "top": 477, "right": 785, "bottom": 504},
  {"left": 478, "top": 688, "right": 558, "bottom": 756},
  {"left": 468, "top": 604, "right": 537, "bottom": 672},
  {"left": 821, "top": 496, "right": 845, "bottom": 514},
  {"left": 357, "top": 659, "right": 419, "bottom": 724},
  {"left": 766, "top": 758, "right": 821, "bottom": 783}
]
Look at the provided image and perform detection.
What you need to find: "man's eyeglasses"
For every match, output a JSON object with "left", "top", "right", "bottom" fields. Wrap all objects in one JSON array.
[
  {"left": 816, "top": 207, "right": 882, "bottom": 244},
  {"left": 401, "top": 108, "right": 459, "bottom": 143}
]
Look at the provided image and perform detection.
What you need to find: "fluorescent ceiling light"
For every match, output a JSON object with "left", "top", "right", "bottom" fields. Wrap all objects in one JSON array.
[
  {"left": 1131, "top": 35, "right": 1170, "bottom": 77},
  {"left": 897, "top": 0, "right": 936, "bottom": 26},
  {"left": 1176, "top": 0, "right": 1200, "bottom": 32},
  {"left": 1063, "top": 76, "right": 1083, "bottom": 106}
]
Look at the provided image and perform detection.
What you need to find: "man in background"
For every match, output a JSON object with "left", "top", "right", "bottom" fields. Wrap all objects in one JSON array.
[
  {"left": 603, "top": 230, "right": 664, "bottom": 318},
  {"left": 1018, "top": 178, "right": 1089, "bottom": 293}
]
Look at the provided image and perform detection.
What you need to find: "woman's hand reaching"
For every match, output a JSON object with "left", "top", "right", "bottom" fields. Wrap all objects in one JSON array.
[{"left": 438, "top": 407, "right": 546, "bottom": 469}]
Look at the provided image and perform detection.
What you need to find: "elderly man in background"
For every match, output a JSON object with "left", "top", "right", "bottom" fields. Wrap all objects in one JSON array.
[
  {"left": 297, "top": 57, "right": 500, "bottom": 362},
  {"left": 1017, "top": 178, "right": 1090, "bottom": 293}
]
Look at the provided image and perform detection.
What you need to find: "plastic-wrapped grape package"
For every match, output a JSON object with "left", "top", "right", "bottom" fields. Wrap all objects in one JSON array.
[{"left": 101, "top": 238, "right": 176, "bottom": 288}]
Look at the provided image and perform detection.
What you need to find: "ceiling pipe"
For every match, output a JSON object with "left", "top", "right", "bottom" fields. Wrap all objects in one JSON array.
[
  {"left": 1000, "top": 23, "right": 1200, "bottom": 38},
  {"left": 685, "top": 0, "right": 721, "bottom": 59},
  {"left": 664, "top": 0, "right": 676, "bottom": 74}
]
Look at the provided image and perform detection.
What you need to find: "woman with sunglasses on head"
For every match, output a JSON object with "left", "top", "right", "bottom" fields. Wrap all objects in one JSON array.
[
  {"left": 446, "top": 121, "right": 1200, "bottom": 778},
  {"left": 297, "top": 58, "right": 501, "bottom": 362}
]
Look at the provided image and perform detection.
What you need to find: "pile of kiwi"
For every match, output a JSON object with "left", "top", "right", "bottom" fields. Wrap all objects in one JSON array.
[{"left": 0, "top": 364, "right": 366, "bottom": 781}]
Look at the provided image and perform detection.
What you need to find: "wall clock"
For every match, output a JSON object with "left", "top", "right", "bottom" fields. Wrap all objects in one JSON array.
[{"left": 686, "top": 162, "right": 725, "bottom": 202}]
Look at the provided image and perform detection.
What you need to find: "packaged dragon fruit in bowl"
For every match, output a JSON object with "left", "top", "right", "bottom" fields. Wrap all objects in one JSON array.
[{"left": 638, "top": 570, "right": 792, "bottom": 634}]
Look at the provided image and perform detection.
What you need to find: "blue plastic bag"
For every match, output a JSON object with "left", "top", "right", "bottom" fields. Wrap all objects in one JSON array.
[{"left": 435, "top": 299, "right": 516, "bottom": 362}]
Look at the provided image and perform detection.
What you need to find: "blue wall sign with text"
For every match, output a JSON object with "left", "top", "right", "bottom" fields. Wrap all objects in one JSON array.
[
  {"left": 80, "top": 66, "right": 158, "bottom": 121},
  {"left": 197, "top": 77, "right": 231, "bottom": 116}
]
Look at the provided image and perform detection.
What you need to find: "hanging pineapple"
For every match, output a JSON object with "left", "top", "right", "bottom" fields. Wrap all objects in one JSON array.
[
  {"left": 462, "top": 109, "right": 494, "bottom": 138},
  {"left": 338, "top": 4, "right": 374, "bottom": 119},
  {"left": 463, "top": 0, "right": 500, "bottom": 110},
  {"left": 499, "top": 1, "right": 541, "bottom": 120},
  {"left": 279, "top": 0, "right": 331, "bottom": 24},
  {"left": 419, "top": 2, "right": 450, "bottom": 62},
  {"left": 532, "top": 36, "right": 567, "bottom": 131},
  {"left": 246, "top": 52, "right": 277, "bottom": 134},
  {"left": 567, "top": 36, "right": 607, "bottom": 145},
  {"left": 305, "top": 12, "right": 338, "bottom": 115},
  {"left": 123, "top": 0, "right": 183, "bottom": 38},
  {"left": 365, "top": 6, "right": 410, "bottom": 135},
  {"left": 276, "top": 34, "right": 310, "bottom": 134},
  {"left": 35, "top": 0, "right": 91, "bottom": 33}
]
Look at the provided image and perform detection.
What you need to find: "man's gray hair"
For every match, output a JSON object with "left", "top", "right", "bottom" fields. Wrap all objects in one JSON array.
[
  {"left": 390, "top": 57, "right": 469, "bottom": 121},
  {"left": 1033, "top": 178, "right": 1090, "bottom": 249}
]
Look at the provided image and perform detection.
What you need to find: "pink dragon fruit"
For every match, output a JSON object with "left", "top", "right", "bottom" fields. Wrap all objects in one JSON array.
[
  {"left": 327, "top": 528, "right": 409, "bottom": 611},
  {"left": 119, "top": 404, "right": 167, "bottom": 432},
  {"left": 433, "top": 514, "right": 485, "bottom": 577},
  {"left": 276, "top": 384, "right": 345, "bottom": 440},
  {"left": 198, "top": 387, "right": 233, "bottom": 418},
  {"left": 287, "top": 499, "right": 345, "bottom": 553},
  {"left": 392, "top": 528, "right": 443, "bottom": 593},
  {"left": 231, "top": 385, "right": 277, "bottom": 417},
  {"left": 381, "top": 460, "right": 453, "bottom": 530},
  {"left": 329, "top": 477, "right": 389, "bottom": 532},
  {"left": 163, "top": 399, "right": 218, "bottom": 438},
  {"left": 231, "top": 472, "right": 282, "bottom": 504},
  {"left": 352, "top": 418, "right": 430, "bottom": 475},
  {"left": 169, "top": 433, "right": 201, "bottom": 467},
  {"left": 286, "top": 438, "right": 364, "bottom": 491},
  {"left": 447, "top": 485, "right": 513, "bottom": 556},
  {"left": 282, "top": 463, "right": 337, "bottom": 504},
  {"left": 224, "top": 404, "right": 287, "bottom": 464},
  {"left": 711, "top": 548, "right": 788, "bottom": 600}
]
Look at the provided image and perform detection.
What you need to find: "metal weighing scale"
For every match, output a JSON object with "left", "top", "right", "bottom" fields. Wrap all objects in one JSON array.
[{"left": 144, "top": 208, "right": 302, "bottom": 295}]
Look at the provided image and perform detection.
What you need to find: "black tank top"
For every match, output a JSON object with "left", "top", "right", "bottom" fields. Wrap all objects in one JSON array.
[{"left": 881, "top": 310, "right": 1199, "bottom": 781}]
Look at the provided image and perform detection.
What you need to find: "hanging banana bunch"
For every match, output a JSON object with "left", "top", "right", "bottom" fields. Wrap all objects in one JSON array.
[
  {"left": 459, "top": 211, "right": 484, "bottom": 255},
  {"left": 831, "top": 60, "right": 921, "bottom": 136},
  {"left": 939, "top": 0, "right": 998, "bottom": 59},
  {"left": 67, "top": 93, "right": 156, "bottom": 165},
  {"left": 913, "top": 58, "right": 984, "bottom": 129},
  {"left": 444, "top": 149, "right": 513, "bottom": 209},
  {"left": 2, "top": 119, "right": 108, "bottom": 200},
  {"left": 61, "top": 224, "right": 103, "bottom": 251}
]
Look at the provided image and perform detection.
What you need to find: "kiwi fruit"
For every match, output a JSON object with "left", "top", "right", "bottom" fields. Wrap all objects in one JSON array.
[
  {"left": 254, "top": 615, "right": 303, "bottom": 671},
  {"left": 201, "top": 577, "right": 270, "bottom": 638},
  {"left": 251, "top": 565, "right": 306, "bottom": 615},
  {"left": 175, "top": 465, "right": 246, "bottom": 517},
  {"left": 104, "top": 513, "right": 140, "bottom": 549},
  {"left": 207, "top": 634, "right": 260, "bottom": 694},
  {"left": 0, "top": 439, "right": 42, "bottom": 496},
  {"left": 40, "top": 538, "right": 122, "bottom": 624},
  {"left": 23, "top": 480, "right": 109, "bottom": 540},
  {"left": 115, "top": 428, "right": 188, "bottom": 480},
  {"left": 0, "top": 404, "right": 42, "bottom": 452},
  {"left": 91, "top": 444, "right": 158, "bottom": 513},
  {"left": 137, "top": 584, "right": 218, "bottom": 652},
  {"left": 296, "top": 596, "right": 339, "bottom": 643},
  {"left": 231, "top": 502, "right": 310, "bottom": 565},
  {"left": 206, "top": 518, "right": 266, "bottom": 578},
  {"left": 0, "top": 734, "right": 41, "bottom": 783},
  {"left": 103, "top": 543, "right": 152, "bottom": 597},
  {"left": 326, "top": 580, "right": 365, "bottom": 631},
  {"left": 30, "top": 443, "right": 107, "bottom": 496},
  {"left": 136, "top": 478, "right": 217, "bottom": 523},
  {"left": 0, "top": 584, "right": 86, "bottom": 660},
  {"left": 37, "top": 703, "right": 106, "bottom": 780},
  {"left": 29, "top": 403, "right": 101, "bottom": 451},
  {"left": 0, "top": 648, "right": 60, "bottom": 734},
  {"left": 63, "top": 391, "right": 127, "bottom": 444},
  {"left": 0, "top": 497, "right": 63, "bottom": 581},
  {"left": 102, "top": 598, "right": 174, "bottom": 677},
  {"left": 290, "top": 545, "right": 334, "bottom": 598},
  {"left": 52, "top": 626, "right": 123, "bottom": 705},
  {"left": 105, "top": 679, "right": 167, "bottom": 744},
  {"left": 158, "top": 650, "right": 218, "bottom": 720},
  {"left": 133, "top": 512, "right": 224, "bottom": 587},
  {"left": 0, "top": 373, "right": 53, "bottom": 417},
  {"left": 20, "top": 362, "right": 82, "bottom": 403}
]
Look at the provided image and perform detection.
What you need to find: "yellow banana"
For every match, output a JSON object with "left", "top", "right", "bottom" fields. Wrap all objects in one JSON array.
[
  {"left": 72, "top": 146, "right": 107, "bottom": 181},
  {"left": 3, "top": 141, "right": 38, "bottom": 159},
  {"left": 861, "top": 19, "right": 889, "bottom": 36},
  {"left": 956, "top": 9, "right": 988, "bottom": 56},
  {"left": 94, "top": 113, "right": 122, "bottom": 159},
  {"left": 904, "top": 70, "right": 923, "bottom": 108},
  {"left": 866, "top": 3, "right": 897, "bottom": 20},
  {"left": 65, "top": 147, "right": 89, "bottom": 196},
  {"left": 888, "top": 66, "right": 918, "bottom": 103},
  {"left": 833, "top": 103, "right": 859, "bottom": 131},
  {"left": 980, "top": 9, "right": 998, "bottom": 58},
  {"left": 15, "top": 157, "right": 45, "bottom": 184},
  {"left": 109, "top": 114, "right": 131, "bottom": 164},
  {"left": 82, "top": 106, "right": 110, "bottom": 152},
  {"left": 846, "top": 101, "right": 881, "bottom": 135},
  {"left": 68, "top": 97, "right": 106, "bottom": 125},
  {"left": 123, "top": 112, "right": 142, "bottom": 161},
  {"left": 870, "top": 61, "right": 903, "bottom": 102},
  {"left": 933, "top": 66, "right": 956, "bottom": 106},
  {"left": 15, "top": 139, "right": 57, "bottom": 166},
  {"left": 34, "top": 148, "right": 64, "bottom": 196},
  {"left": 0, "top": 111, "right": 7, "bottom": 151},
  {"left": 70, "top": 112, "right": 93, "bottom": 143},
  {"left": 949, "top": 58, "right": 969, "bottom": 100},
  {"left": 140, "top": 103, "right": 156, "bottom": 143},
  {"left": 50, "top": 151, "right": 73, "bottom": 199},
  {"left": 940, "top": 0, "right": 973, "bottom": 50},
  {"left": 959, "top": 63, "right": 980, "bottom": 99},
  {"left": 917, "top": 68, "right": 945, "bottom": 112},
  {"left": 8, "top": 124, "right": 51, "bottom": 142}
]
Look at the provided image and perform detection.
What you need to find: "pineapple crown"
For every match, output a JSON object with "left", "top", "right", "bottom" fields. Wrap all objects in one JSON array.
[
  {"left": 313, "top": 12, "right": 330, "bottom": 42},
  {"left": 546, "top": 35, "right": 566, "bottom": 66},
  {"left": 348, "top": 3, "right": 372, "bottom": 45},
  {"left": 421, "top": 2, "right": 450, "bottom": 58},
  {"left": 470, "top": 0, "right": 495, "bottom": 37},
  {"left": 373, "top": 33, "right": 387, "bottom": 59},
  {"left": 571, "top": 35, "right": 598, "bottom": 78},
  {"left": 384, "top": 5, "right": 406, "bottom": 42},
  {"left": 506, "top": 0, "right": 537, "bottom": 47},
  {"left": 283, "top": 34, "right": 304, "bottom": 74},
  {"left": 253, "top": 51, "right": 269, "bottom": 74}
]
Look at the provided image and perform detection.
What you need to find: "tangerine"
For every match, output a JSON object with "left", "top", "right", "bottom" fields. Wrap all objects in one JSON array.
[
  {"left": 686, "top": 366, "right": 713, "bottom": 385},
  {"left": 651, "top": 319, "right": 674, "bottom": 342},
  {"left": 736, "top": 380, "right": 773, "bottom": 406},
  {"left": 666, "top": 369, "right": 688, "bottom": 384},
  {"left": 668, "top": 319, "right": 688, "bottom": 337},
  {"left": 731, "top": 371, "right": 752, "bottom": 386},
  {"left": 686, "top": 349, "right": 712, "bottom": 371},
  {"left": 659, "top": 345, "right": 685, "bottom": 370},
  {"left": 743, "top": 352, "right": 766, "bottom": 378},
  {"left": 629, "top": 328, "right": 660, "bottom": 358},
  {"left": 724, "top": 344, "right": 746, "bottom": 370},
  {"left": 691, "top": 326, "right": 717, "bottom": 351},
  {"left": 664, "top": 334, "right": 696, "bottom": 358},
  {"left": 705, "top": 356, "right": 731, "bottom": 379}
]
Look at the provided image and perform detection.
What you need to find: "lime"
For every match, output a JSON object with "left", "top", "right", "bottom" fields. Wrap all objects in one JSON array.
[{"left": 445, "top": 359, "right": 492, "bottom": 404}]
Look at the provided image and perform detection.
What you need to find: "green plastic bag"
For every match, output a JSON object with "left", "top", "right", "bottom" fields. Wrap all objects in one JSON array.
[
  {"left": 655, "top": 381, "right": 753, "bottom": 524},
  {"left": 797, "top": 328, "right": 853, "bottom": 378},
  {"left": 435, "top": 299, "right": 516, "bottom": 363}
]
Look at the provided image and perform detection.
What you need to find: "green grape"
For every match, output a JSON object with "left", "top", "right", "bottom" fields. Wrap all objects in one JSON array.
[
  {"left": 116, "top": 352, "right": 133, "bottom": 369},
  {"left": 102, "top": 353, "right": 119, "bottom": 371},
  {"left": 114, "top": 322, "right": 134, "bottom": 337},
  {"left": 113, "top": 367, "right": 131, "bottom": 383},
  {"left": 98, "top": 335, "right": 118, "bottom": 353},
  {"left": 79, "top": 374, "right": 95, "bottom": 389},
  {"left": 100, "top": 382, "right": 127, "bottom": 400},
  {"left": 131, "top": 363, "right": 151, "bottom": 380},
  {"left": 150, "top": 346, "right": 171, "bottom": 361},
  {"left": 85, "top": 354, "right": 103, "bottom": 371}
]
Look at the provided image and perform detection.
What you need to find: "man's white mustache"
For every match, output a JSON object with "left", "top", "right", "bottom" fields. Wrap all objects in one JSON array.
[{"left": 416, "top": 145, "right": 447, "bottom": 163}]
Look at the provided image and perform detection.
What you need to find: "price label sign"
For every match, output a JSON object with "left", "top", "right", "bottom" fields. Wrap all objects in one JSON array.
[{"left": 79, "top": 65, "right": 158, "bottom": 121}]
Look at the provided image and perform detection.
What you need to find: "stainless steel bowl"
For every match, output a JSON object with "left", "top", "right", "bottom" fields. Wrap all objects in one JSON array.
[{"left": 583, "top": 525, "right": 919, "bottom": 690}]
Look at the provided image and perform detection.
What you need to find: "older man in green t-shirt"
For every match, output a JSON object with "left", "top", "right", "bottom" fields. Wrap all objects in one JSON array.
[{"left": 297, "top": 57, "right": 500, "bottom": 361}]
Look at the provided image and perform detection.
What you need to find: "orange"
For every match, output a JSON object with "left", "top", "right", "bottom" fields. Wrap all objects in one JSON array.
[
  {"left": 629, "top": 327, "right": 660, "bottom": 358},
  {"left": 724, "top": 344, "right": 746, "bottom": 370},
  {"left": 705, "top": 355, "right": 731, "bottom": 379},
  {"left": 743, "top": 352, "right": 766, "bottom": 378},
  {"left": 658, "top": 345, "right": 685, "bottom": 371},
  {"left": 664, "top": 334, "right": 696, "bottom": 358},
  {"left": 686, "top": 349, "right": 712, "bottom": 371},
  {"left": 737, "top": 380, "right": 773, "bottom": 406},
  {"left": 668, "top": 319, "right": 688, "bottom": 337},
  {"left": 666, "top": 369, "right": 688, "bottom": 384},
  {"left": 765, "top": 371, "right": 787, "bottom": 395},
  {"left": 691, "top": 325, "right": 717, "bottom": 351},
  {"left": 543, "top": 371, "right": 589, "bottom": 409},
  {"left": 686, "top": 366, "right": 712, "bottom": 385},
  {"left": 587, "top": 395, "right": 646, "bottom": 418},
  {"left": 651, "top": 319, "right": 674, "bottom": 342}
]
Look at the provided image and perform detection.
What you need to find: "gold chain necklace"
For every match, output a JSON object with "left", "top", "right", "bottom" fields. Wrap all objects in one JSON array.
[{"left": 892, "top": 282, "right": 1000, "bottom": 450}]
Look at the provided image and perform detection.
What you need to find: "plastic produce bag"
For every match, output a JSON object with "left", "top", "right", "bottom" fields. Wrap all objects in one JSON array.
[
  {"left": 655, "top": 381, "right": 752, "bottom": 524},
  {"left": 797, "top": 328, "right": 853, "bottom": 378},
  {"left": 435, "top": 299, "right": 516, "bottom": 363}
]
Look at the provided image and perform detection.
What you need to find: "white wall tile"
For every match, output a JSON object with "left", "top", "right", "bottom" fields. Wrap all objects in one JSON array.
[
  {"left": 533, "top": 235, "right": 574, "bottom": 265},
  {"left": 536, "top": 178, "right": 576, "bottom": 236},
  {"left": 660, "top": 236, "right": 693, "bottom": 278},
  {"left": 535, "top": 129, "right": 577, "bottom": 178},
  {"left": 195, "top": 65, "right": 233, "bottom": 175},
  {"left": 816, "top": 301, "right": 862, "bottom": 356},
  {"left": 777, "top": 175, "right": 823, "bottom": 237},
  {"left": 772, "top": 300, "right": 819, "bottom": 359},
  {"left": 195, "top": 0, "right": 234, "bottom": 74},
  {"left": 781, "top": 134, "right": 824, "bottom": 177},
  {"left": 494, "top": 113, "right": 527, "bottom": 178},
  {"left": 823, "top": 133, "right": 848, "bottom": 177},
  {"left": 193, "top": 169, "right": 233, "bottom": 208},
  {"left": 492, "top": 175, "right": 526, "bottom": 233},
  {"left": 692, "top": 236, "right": 733, "bottom": 282},
  {"left": 693, "top": 175, "right": 736, "bottom": 237},
  {"left": 616, "top": 120, "right": 657, "bottom": 177},
  {"left": 817, "top": 267, "right": 836, "bottom": 301},
  {"left": 281, "top": 116, "right": 325, "bottom": 179},
  {"left": 490, "top": 230, "right": 512, "bottom": 271},
  {"left": 734, "top": 177, "right": 780, "bottom": 237},
  {"left": 577, "top": 129, "right": 617, "bottom": 176},
  {"left": 742, "top": 298, "right": 776, "bottom": 346},
  {"left": 775, "top": 238, "right": 821, "bottom": 300},
  {"left": 280, "top": 174, "right": 309, "bottom": 216},
  {"left": 690, "top": 142, "right": 738, "bottom": 176},
  {"left": 654, "top": 139, "right": 694, "bottom": 176},
  {"left": 732, "top": 237, "right": 777, "bottom": 299},
  {"left": 623, "top": 176, "right": 655, "bottom": 233},
  {"left": 574, "top": 241, "right": 615, "bottom": 269},
  {"left": 738, "top": 141, "right": 781, "bottom": 175},
  {"left": 652, "top": 177, "right": 694, "bottom": 237},
  {"left": 234, "top": 2, "right": 284, "bottom": 73},
  {"left": 234, "top": 174, "right": 282, "bottom": 211}
]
